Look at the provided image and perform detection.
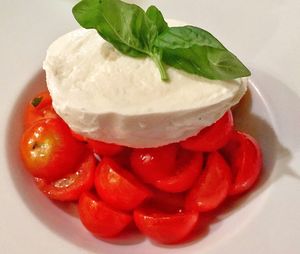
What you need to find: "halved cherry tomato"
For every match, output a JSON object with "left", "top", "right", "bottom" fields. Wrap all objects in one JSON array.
[
  {"left": 24, "top": 91, "right": 59, "bottom": 128},
  {"left": 111, "top": 147, "right": 133, "bottom": 169},
  {"left": 78, "top": 192, "right": 132, "bottom": 237},
  {"left": 20, "top": 118, "right": 86, "bottom": 181},
  {"left": 134, "top": 205, "right": 198, "bottom": 244},
  {"left": 222, "top": 131, "right": 262, "bottom": 196},
  {"left": 34, "top": 150, "right": 96, "bottom": 201},
  {"left": 149, "top": 189, "right": 186, "bottom": 213},
  {"left": 87, "top": 138, "right": 124, "bottom": 156},
  {"left": 71, "top": 131, "right": 87, "bottom": 142},
  {"left": 154, "top": 150, "right": 203, "bottom": 193},
  {"left": 130, "top": 144, "right": 178, "bottom": 184},
  {"left": 185, "top": 152, "right": 232, "bottom": 212},
  {"left": 180, "top": 111, "right": 233, "bottom": 152},
  {"left": 95, "top": 158, "right": 151, "bottom": 211}
]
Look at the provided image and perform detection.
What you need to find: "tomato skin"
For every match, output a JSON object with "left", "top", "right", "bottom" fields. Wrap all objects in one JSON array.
[
  {"left": 34, "top": 150, "right": 96, "bottom": 201},
  {"left": 24, "top": 91, "right": 59, "bottom": 128},
  {"left": 111, "top": 148, "right": 132, "bottom": 169},
  {"left": 134, "top": 206, "right": 198, "bottom": 244},
  {"left": 180, "top": 111, "right": 233, "bottom": 152},
  {"left": 87, "top": 139, "right": 124, "bottom": 156},
  {"left": 222, "top": 131, "right": 262, "bottom": 196},
  {"left": 78, "top": 192, "right": 132, "bottom": 237},
  {"left": 154, "top": 151, "right": 203, "bottom": 193},
  {"left": 71, "top": 131, "right": 87, "bottom": 142},
  {"left": 185, "top": 152, "right": 232, "bottom": 212},
  {"left": 95, "top": 158, "right": 151, "bottom": 211},
  {"left": 130, "top": 144, "right": 178, "bottom": 184},
  {"left": 20, "top": 118, "right": 86, "bottom": 181},
  {"left": 149, "top": 189, "right": 186, "bottom": 213}
]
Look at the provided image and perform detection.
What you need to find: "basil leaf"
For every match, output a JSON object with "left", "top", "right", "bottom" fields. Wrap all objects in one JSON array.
[
  {"left": 146, "top": 6, "right": 168, "bottom": 34},
  {"left": 155, "top": 26, "right": 225, "bottom": 50},
  {"left": 31, "top": 97, "right": 42, "bottom": 107},
  {"left": 73, "top": 0, "right": 146, "bottom": 57},
  {"left": 73, "top": 0, "right": 169, "bottom": 80},
  {"left": 155, "top": 26, "right": 251, "bottom": 80},
  {"left": 72, "top": 0, "right": 101, "bottom": 29}
]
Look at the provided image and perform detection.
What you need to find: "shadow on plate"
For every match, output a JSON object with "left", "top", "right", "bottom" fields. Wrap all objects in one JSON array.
[{"left": 5, "top": 69, "right": 297, "bottom": 251}]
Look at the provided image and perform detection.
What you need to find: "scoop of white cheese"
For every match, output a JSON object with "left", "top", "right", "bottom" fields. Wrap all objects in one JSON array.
[{"left": 43, "top": 28, "right": 247, "bottom": 148}]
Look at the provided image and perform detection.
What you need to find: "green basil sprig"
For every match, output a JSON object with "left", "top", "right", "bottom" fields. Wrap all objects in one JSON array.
[
  {"left": 155, "top": 26, "right": 251, "bottom": 80},
  {"left": 73, "top": 0, "right": 169, "bottom": 80},
  {"left": 73, "top": 0, "right": 251, "bottom": 81}
]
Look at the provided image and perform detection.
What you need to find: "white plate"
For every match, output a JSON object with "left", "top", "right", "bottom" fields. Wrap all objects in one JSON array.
[{"left": 1, "top": 0, "right": 300, "bottom": 253}]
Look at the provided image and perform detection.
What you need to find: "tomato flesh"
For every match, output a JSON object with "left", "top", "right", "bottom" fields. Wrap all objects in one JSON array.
[
  {"left": 24, "top": 91, "right": 59, "bottom": 128},
  {"left": 95, "top": 158, "right": 151, "bottom": 211},
  {"left": 134, "top": 205, "right": 198, "bottom": 244},
  {"left": 185, "top": 152, "right": 232, "bottom": 212},
  {"left": 111, "top": 148, "right": 132, "bottom": 169},
  {"left": 130, "top": 144, "right": 178, "bottom": 183},
  {"left": 34, "top": 150, "right": 96, "bottom": 201},
  {"left": 154, "top": 150, "right": 203, "bottom": 193},
  {"left": 88, "top": 138, "right": 124, "bottom": 156},
  {"left": 180, "top": 111, "right": 233, "bottom": 152},
  {"left": 222, "top": 131, "right": 262, "bottom": 196},
  {"left": 148, "top": 188, "right": 186, "bottom": 214},
  {"left": 78, "top": 192, "right": 132, "bottom": 237},
  {"left": 20, "top": 118, "right": 86, "bottom": 181}
]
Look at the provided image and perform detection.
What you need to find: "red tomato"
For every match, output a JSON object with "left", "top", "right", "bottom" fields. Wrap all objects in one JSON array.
[
  {"left": 78, "top": 192, "right": 132, "bottom": 237},
  {"left": 34, "top": 150, "right": 96, "bottom": 201},
  {"left": 185, "top": 152, "right": 231, "bottom": 212},
  {"left": 154, "top": 150, "right": 203, "bottom": 193},
  {"left": 87, "top": 138, "right": 124, "bottom": 156},
  {"left": 20, "top": 118, "right": 86, "bottom": 181},
  {"left": 180, "top": 111, "right": 233, "bottom": 152},
  {"left": 134, "top": 205, "right": 198, "bottom": 244},
  {"left": 71, "top": 131, "right": 87, "bottom": 142},
  {"left": 24, "top": 91, "right": 59, "bottom": 128},
  {"left": 95, "top": 158, "right": 151, "bottom": 211},
  {"left": 130, "top": 144, "right": 178, "bottom": 184},
  {"left": 111, "top": 148, "right": 133, "bottom": 169},
  {"left": 222, "top": 131, "right": 262, "bottom": 196},
  {"left": 149, "top": 189, "right": 186, "bottom": 213}
]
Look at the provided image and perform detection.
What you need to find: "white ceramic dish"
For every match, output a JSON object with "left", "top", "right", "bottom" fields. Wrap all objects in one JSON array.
[{"left": 1, "top": 0, "right": 300, "bottom": 253}]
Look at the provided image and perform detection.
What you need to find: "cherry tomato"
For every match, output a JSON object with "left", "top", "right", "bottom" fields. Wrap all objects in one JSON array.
[
  {"left": 20, "top": 118, "right": 86, "bottom": 181},
  {"left": 24, "top": 91, "right": 59, "bottom": 128},
  {"left": 95, "top": 158, "right": 151, "bottom": 211},
  {"left": 185, "top": 152, "right": 232, "bottom": 212},
  {"left": 34, "top": 150, "right": 96, "bottom": 201},
  {"left": 87, "top": 138, "right": 124, "bottom": 156},
  {"left": 180, "top": 111, "right": 233, "bottom": 152},
  {"left": 130, "top": 144, "right": 178, "bottom": 184},
  {"left": 111, "top": 148, "right": 132, "bottom": 169},
  {"left": 154, "top": 150, "right": 203, "bottom": 193},
  {"left": 149, "top": 189, "right": 186, "bottom": 213},
  {"left": 71, "top": 130, "right": 87, "bottom": 142},
  {"left": 222, "top": 131, "right": 262, "bottom": 196},
  {"left": 134, "top": 205, "right": 198, "bottom": 244},
  {"left": 78, "top": 192, "right": 132, "bottom": 237}
]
